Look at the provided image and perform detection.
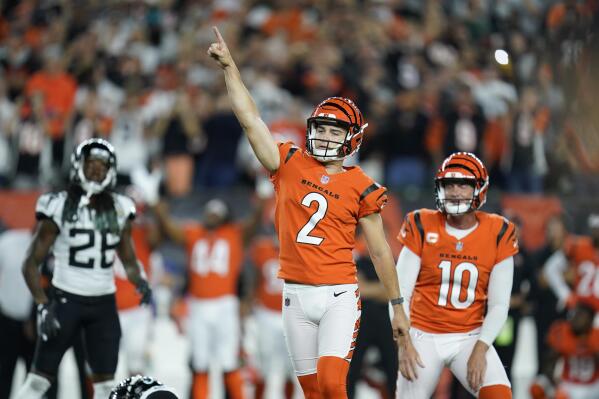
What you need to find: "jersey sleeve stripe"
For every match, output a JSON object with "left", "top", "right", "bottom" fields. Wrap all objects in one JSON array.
[
  {"left": 376, "top": 190, "right": 387, "bottom": 201},
  {"left": 413, "top": 211, "right": 424, "bottom": 245},
  {"left": 285, "top": 147, "right": 298, "bottom": 163},
  {"left": 359, "top": 183, "right": 379, "bottom": 201},
  {"left": 496, "top": 220, "right": 509, "bottom": 245}
]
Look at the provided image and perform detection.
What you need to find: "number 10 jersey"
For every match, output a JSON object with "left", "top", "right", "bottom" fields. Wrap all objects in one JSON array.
[
  {"left": 271, "top": 142, "right": 387, "bottom": 285},
  {"left": 35, "top": 191, "right": 136, "bottom": 296}
]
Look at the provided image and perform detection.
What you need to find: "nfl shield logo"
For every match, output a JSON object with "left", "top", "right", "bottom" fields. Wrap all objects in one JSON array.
[
  {"left": 456, "top": 241, "right": 464, "bottom": 251},
  {"left": 321, "top": 175, "right": 330, "bottom": 184}
]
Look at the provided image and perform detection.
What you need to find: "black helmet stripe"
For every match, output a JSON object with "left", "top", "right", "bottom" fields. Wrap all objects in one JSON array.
[
  {"left": 443, "top": 163, "right": 477, "bottom": 177},
  {"left": 321, "top": 101, "right": 355, "bottom": 125},
  {"left": 449, "top": 155, "right": 483, "bottom": 177}
]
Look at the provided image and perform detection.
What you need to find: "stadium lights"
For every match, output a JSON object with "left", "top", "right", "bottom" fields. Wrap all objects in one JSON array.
[{"left": 494, "top": 49, "right": 509, "bottom": 65}]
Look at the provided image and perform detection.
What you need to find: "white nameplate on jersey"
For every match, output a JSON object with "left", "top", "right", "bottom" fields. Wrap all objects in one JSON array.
[
  {"left": 456, "top": 241, "right": 464, "bottom": 251},
  {"left": 320, "top": 175, "right": 330, "bottom": 184},
  {"left": 426, "top": 232, "right": 439, "bottom": 244}
]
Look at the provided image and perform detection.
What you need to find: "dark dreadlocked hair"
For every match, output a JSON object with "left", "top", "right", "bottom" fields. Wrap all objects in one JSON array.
[{"left": 61, "top": 183, "right": 120, "bottom": 234}]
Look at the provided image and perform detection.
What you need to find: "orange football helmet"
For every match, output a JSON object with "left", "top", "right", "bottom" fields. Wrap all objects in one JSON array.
[
  {"left": 306, "top": 97, "right": 368, "bottom": 161},
  {"left": 435, "top": 152, "right": 489, "bottom": 215}
]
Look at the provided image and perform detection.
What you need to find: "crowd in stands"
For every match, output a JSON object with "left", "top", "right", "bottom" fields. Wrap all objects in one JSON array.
[{"left": 0, "top": 0, "right": 597, "bottom": 197}]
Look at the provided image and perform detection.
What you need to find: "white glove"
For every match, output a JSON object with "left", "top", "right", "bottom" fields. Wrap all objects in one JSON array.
[
  {"left": 255, "top": 174, "right": 274, "bottom": 199},
  {"left": 131, "top": 167, "right": 163, "bottom": 206}
]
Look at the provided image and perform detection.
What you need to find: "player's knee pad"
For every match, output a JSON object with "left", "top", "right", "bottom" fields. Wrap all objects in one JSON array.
[
  {"left": 298, "top": 373, "right": 322, "bottom": 399},
  {"left": 15, "top": 373, "right": 52, "bottom": 399},
  {"left": 317, "top": 356, "right": 349, "bottom": 398},
  {"left": 93, "top": 380, "right": 116, "bottom": 399},
  {"left": 479, "top": 384, "right": 512, "bottom": 399}
]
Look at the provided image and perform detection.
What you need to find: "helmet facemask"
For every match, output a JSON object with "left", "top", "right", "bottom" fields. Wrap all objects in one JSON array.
[
  {"left": 306, "top": 117, "right": 366, "bottom": 162},
  {"left": 71, "top": 139, "right": 117, "bottom": 199},
  {"left": 435, "top": 177, "right": 479, "bottom": 215}
]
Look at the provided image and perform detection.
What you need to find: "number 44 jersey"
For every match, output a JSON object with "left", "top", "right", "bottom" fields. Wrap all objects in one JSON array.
[
  {"left": 271, "top": 142, "right": 388, "bottom": 285},
  {"left": 35, "top": 191, "right": 136, "bottom": 296},
  {"left": 398, "top": 209, "right": 518, "bottom": 333}
]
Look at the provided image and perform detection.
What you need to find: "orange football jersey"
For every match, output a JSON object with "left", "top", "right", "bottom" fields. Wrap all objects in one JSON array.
[
  {"left": 184, "top": 223, "right": 243, "bottom": 299},
  {"left": 251, "top": 237, "right": 283, "bottom": 312},
  {"left": 271, "top": 142, "right": 388, "bottom": 285},
  {"left": 547, "top": 320, "right": 599, "bottom": 384},
  {"left": 398, "top": 209, "right": 518, "bottom": 333},
  {"left": 115, "top": 225, "right": 152, "bottom": 311},
  {"left": 566, "top": 237, "right": 599, "bottom": 311}
]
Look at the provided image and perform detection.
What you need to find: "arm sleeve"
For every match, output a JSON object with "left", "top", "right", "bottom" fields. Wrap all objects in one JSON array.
[
  {"left": 542, "top": 249, "right": 571, "bottom": 304},
  {"left": 357, "top": 183, "right": 388, "bottom": 219},
  {"left": 393, "top": 246, "right": 421, "bottom": 320},
  {"left": 396, "top": 212, "right": 424, "bottom": 256},
  {"left": 479, "top": 256, "right": 514, "bottom": 346}
]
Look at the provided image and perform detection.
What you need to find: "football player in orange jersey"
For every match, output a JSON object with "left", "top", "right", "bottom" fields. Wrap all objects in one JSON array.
[
  {"left": 530, "top": 298, "right": 599, "bottom": 399},
  {"left": 152, "top": 195, "right": 264, "bottom": 399},
  {"left": 113, "top": 205, "right": 160, "bottom": 376},
  {"left": 248, "top": 234, "right": 297, "bottom": 399},
  {"left": 208, "top": 27, "right": 416, "bottom": 399},
  {"left": 544, "top": 214, "right": 599, "bottom": 316},
  {"left": 395, "top": 152, "right": 517, "bottom": 399}
]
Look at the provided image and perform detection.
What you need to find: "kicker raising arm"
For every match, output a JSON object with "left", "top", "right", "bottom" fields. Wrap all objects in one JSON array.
[{"left": 207, "top": 27, "right": 279, "bottom": 173}]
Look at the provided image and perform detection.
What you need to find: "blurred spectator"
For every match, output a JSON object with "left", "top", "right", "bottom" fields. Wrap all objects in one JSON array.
[
  {"left": 0, "top": 79, "right": 17, "bottom": 186},
  {"left": 533, "top": 215, "right": 569, "bottom": 369},
  {"left": 195, "top": 94, "right": 243, "bottom": 188},
  {"left": 110, "top": 86, "right": 150, "bottom": 186},
  {"left": 505, "top": 86, "right": 548, "bottom": 193},
  {"left": 152, "top": 89, "right": 203, "bottom": 197},
  {"left": 438, "top": 84, "right": 487, "bottom": 158},
  {"left": 379, "top": 90, "right": 430, "bottom": 190},
  {"left": 0, "top": 227, "right": 35, "bottom": 399},
  {"left": 24, "top": 48, "right": 77, "bottom": 172}
]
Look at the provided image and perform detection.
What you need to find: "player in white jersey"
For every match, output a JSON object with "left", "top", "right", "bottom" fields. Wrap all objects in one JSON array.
[{"left": 16, "top": 139, "right": 152, "bottom": 399}]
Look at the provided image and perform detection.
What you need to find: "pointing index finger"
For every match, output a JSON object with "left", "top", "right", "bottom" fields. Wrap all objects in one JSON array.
[{"left": 213, "top": 26, "right": 225, "bottom": 44}]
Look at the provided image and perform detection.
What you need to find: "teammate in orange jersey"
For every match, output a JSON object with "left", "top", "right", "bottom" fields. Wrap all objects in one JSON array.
[
  {"left": 530, "top": 299, "right": 599, "bottom": 399},
  {"left": 249, "top": 235, "right": 297, "bottom": 399},
  {"left": 544, "top": 214, "right": 599, "bottom": 316},
  {"left": 208, "top": 27, "right": 416, "bottom": 399},
  {"left": 153, "top": 197, "right": 263, "bottom": 399},
  {"left": 395, "top": 152, "right": 517, "bottom": 399}
]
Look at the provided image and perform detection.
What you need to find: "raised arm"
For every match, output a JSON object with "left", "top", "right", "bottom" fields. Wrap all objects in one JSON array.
[
  {"left": 22, "top": 219, "right": 59, "bottom": 305},
  {"left": 152, "top": 201, "right": 187, "bottom": 246},
  {"left": 207, "top": 27, "right": 279, "bottom": 173}
]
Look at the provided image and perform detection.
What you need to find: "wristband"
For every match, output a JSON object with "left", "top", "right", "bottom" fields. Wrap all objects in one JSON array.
[{"left": 390, "top": 297, "right": 404, "bottom": 306}]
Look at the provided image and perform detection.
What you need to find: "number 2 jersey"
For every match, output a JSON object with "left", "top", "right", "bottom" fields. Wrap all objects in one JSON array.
[
  {"left": 35, "top": 191, "right": 136, "bottom": 296},
  {"left": 271, "top": 142, "right": 387, "bottom": 285},
  {"left": 398, "top": 209, "right": 518, "bottom": 333}
]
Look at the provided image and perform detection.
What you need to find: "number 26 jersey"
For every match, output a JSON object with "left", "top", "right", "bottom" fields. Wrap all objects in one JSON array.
[
  {"left": 35, "top": 191, "right": 136, "bottom": 296},
  {"left": 271, "top": 142, "right": 387, "bottom": 285},
  {"left": 398, "top": 209, "right": 518, "bottom": 333}
]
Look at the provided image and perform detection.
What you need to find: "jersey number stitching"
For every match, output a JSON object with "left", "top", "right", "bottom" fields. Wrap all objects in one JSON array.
[
  {"left": 437, "top": 261, "right": 479, "bottom": 309},
  {"left": 191, "top": 239, "right": 230, "bottom": 276},
  {"left": 69, "top": 228, "right": 118, "bottom": 269},
  {"left": 296, "top": 192, "right": 328, "bottom": 245}
]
